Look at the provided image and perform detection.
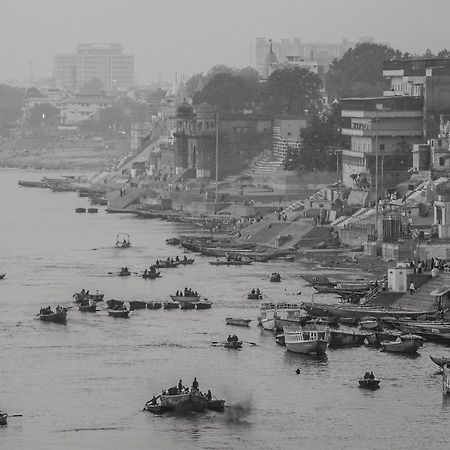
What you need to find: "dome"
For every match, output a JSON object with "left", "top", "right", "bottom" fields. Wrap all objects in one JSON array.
[
  {"left": 196, "top": 102, "right": 214, "bottom": 119},
  {"left": 176, "top": 100, "right": 194, "bottom": 118}
]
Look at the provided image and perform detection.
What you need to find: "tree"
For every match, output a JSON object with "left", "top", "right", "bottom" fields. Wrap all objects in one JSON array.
[
  {"left": 283, "top": 103, "right": 348, "bottom": 173},
  {"left": 326, "top": 43, "right": 404, "bottom": 100},
  {"left": 194, "top": 72, "right": 260, "bottom": 113},
  {"left": 27, "top": 103, "right": 60, "bottom": 126},
  {"left": 0, "top": 84, "right": 25, "bottom": 132},
  {"left": 80, "top": 77, "right": 104, "bottom": 93},
  {"left": 263, "top": 66, "right": 323, "bottom": 116}
]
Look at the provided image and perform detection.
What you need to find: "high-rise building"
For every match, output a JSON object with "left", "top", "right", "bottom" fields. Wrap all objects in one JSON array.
[{"left": 53, "top": 43, "right": 134, "bottom": 92}]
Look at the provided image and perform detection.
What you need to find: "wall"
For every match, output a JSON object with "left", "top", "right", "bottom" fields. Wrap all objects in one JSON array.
[{"left": 425, "top": 75, "right": 450, "bottom": 138}]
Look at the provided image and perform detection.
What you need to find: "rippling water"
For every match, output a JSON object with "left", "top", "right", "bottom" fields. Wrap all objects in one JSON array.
[{"left": 1, "top": 169, "right": 449, "bottom": 450}]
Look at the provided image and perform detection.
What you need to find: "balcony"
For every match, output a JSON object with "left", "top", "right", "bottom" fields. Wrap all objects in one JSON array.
[{"left": 340, "top": 96, "right": 423, "bottom": 114}]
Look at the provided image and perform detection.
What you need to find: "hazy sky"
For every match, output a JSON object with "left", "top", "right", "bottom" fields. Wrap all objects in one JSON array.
[{"left": 1, "top": 0, "right": 449, "bottom": 84}]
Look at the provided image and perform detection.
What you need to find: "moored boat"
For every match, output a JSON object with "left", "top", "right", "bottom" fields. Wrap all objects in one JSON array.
[
  {"left": 380, "top": 337, "right": 421, "bottom": 354},
  {"left": 75, "top": 207, "right": 86, "bottom": 213},
  {"left": 118, "top": 267, "right": 131, "bottom": 276},
  {"left": 166, "top": 237, "right": 180, "bottom": 245},
  {"left": 270, "top": 273, "right": 281, "bottom": 282},
  {"left": 224, "top": 339, "right": 243, "bottom": 349},
  {"left": 177, "top": 258, "right": 194, "bottom": 265},
  {"left": 164, "top": 301, "right": 180, "bottom": 310},
  {"left": 107, "top": 307, "right": 130, "bottom": 318},
  {"left": 129, "top": 300, "right": 146, "bottom": 310},
  {"left": 18, "top": 180, "right": 48, "bottom": 188},
  {"left": 443, "top": 365, "right": 450, "bottom": 395},
  {"left": 284, "top": 322, "right": 329, "bottom": 355},
  {"left": 210, "top": 259, "right": 253, "bottom": 266},
  {"left": 329, "top": 329, "right": 368, "bottom": 348},
  {"left": 79, "top": 302, "right": 97, "bottom": 312},
  {"left": 0, "top": 273, "right": 6, "bottom": 280},
  {"left": 360, "top": 317, "right": 379, "bottom": 330},
  {"left": 430, "top": 355, "right": 450, "bottom": 368},
  {"left": 142, "top": 269, "right": 161, "bottom": 279},
  {"left": 195, "top": 300, "right": 212, "bottom": 309},
  {"left": 116, "top": 233, "right": 131, "bottom": 248},
  {"left": 226, "top": 318, "right": 251, "bottom": 327},
  {"left": 87, "top": 208, "right": 98, "bottom": 213},
  {"left": 248, "top": 291, "right": 262, "bottom": 300},
  {"left": 146, "top": 301, "right": 162, "bottom": 310}
]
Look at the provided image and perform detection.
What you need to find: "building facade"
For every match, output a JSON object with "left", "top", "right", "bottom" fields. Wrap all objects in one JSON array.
[
  {"left": 340, "top": 96, "right": 423, "bottom": 189},
  {"left": 60, "top": 92, "right": 112, "bottom": 125},
  {"left": 173, "top": 102, "right": 272, "bottom": 178},
  {"left": 53, "top": 43, "right": 134, "bottom": 92}
]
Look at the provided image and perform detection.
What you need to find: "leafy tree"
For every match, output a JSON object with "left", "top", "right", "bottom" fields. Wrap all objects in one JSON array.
[
  {"left": 264, "top": 66, "right": 323, "bottom": 116},
  {"left": 27, "top": 103, "right": 60, "bottom": 126},
  {"left": 80, "top": 77, "right": 104, "bottom": 93},
  {"left": 326, "top": 43, "right": 404, "bottom": 99},
  {"left": 283, "top": 103, "right": 348, "bottom": 173},
  {"left": 0, "top": 84, "right": 25, "bottom": 132},
  {"left": 194, "top": 72, "right": 260, "bottom": 113}
]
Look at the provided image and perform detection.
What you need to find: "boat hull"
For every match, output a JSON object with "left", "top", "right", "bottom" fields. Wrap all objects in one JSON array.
[
  {"left": 381, "top": 339, "right": 421, "bottom": 354},
  {"left": 286, "top": 339, "right": 328, "bottom": 355},
  {"left": 358, "top": 379, "right": 380, "bottom": 390},
  {"left": 107, "top": 309, "right": 129, "bottom": 318},
  {"left": 160, "top": 392, "right": 207, "bottom": 412},
  {"left": 329, "top": 330, "right": 367, "bottom": 348},
  {"left": 261, "top": 318, "right": 276, "bottom": 331},
  {"left": 430, "top": 355, "right": 450, "bottom": 368},
  {"left": 226, "top": 318, "right": 251, "bottom": 327},
  {"left": 0, "top": 412, "right": 7, "bottom": 426},
  {"left": 39, "top": 312, "right": 67, "bottom": 323}
]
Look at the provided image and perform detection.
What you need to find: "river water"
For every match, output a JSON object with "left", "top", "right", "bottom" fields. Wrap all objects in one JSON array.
[{"left": 0, "top": 168, "right": 449, "bottom": 450}]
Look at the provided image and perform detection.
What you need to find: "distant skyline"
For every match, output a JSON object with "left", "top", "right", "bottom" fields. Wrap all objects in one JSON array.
[{"left": 1, "top": 0, "right": 450, "bottom": 85}]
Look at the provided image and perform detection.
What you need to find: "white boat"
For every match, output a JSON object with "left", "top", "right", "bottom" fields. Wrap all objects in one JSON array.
[
  {"left": 284, "top": 323, "right": 329, "bottom": 355},
  {"left": 274, "top": 303, "right": 308, "bottom": 331},
  {"left": 261, "top": 317, "right": 276, "bottom": 331},
  {"left": 360, "top": 317, "right": 378, "bottom": 330},
  {"left": 443, "top": 364, "right": 450, "bottom": 395},
  {"left": 258, "top": 302, "right": 276, "bottom": 327}
]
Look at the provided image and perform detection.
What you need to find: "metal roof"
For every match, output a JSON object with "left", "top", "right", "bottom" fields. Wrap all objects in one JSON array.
[{"left": 430, "top": 285, "right": 450, "bottom": 296}]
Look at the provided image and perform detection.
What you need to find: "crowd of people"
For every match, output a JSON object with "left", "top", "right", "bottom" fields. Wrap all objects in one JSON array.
[
  {"left": 40, "top": 305, "right": 66, "bottom": 315},
  {"left": 363, "top": 371, "right": 376, "bottom": 380}
]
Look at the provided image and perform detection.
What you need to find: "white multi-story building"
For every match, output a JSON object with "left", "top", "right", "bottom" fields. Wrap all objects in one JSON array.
[{"left": 53, "top": 43, "right": 134, "bottom": 92}]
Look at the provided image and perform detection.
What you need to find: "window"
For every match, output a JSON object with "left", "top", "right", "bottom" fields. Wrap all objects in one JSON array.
[
  {"left": 379, "top": 144, "right": 385, "bottom": 151},
  {"left": 440, "top": 157, "right": 445, "bottom": 166}
]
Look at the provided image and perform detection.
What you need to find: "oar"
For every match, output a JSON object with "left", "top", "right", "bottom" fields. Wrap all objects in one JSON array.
[
  {"left": 243, "top": 341, "right": 257, "bottom": 346},
  {"left": 9, "top": 414, "right": 23, "bottom": 417}
]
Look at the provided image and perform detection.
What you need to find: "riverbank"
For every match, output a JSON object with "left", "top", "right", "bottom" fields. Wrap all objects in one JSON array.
[{"left": 0, "top": 137, "right": 129, "bottom": 171}]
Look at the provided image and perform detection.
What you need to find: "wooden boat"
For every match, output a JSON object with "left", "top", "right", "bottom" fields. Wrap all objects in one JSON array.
[
  {"left": 248, "top": 292, "right": 263, "bottom": 300},
  {"left": 106, "top": 299, "right": 124, "bottom": 309},
  {"left": 90, "top": 293, "right": 104, "bottom": 302},
  {"left": 284, "top": 323, "right": 329, "bottom": 355},
  {"left": 146, "top": 301, "right": 162, "bottom": 310},
  {"left": 79, "top": 302, "right": 97, "bottom": 312},
  {"left": 118, "top": 268, "right": 131, "bottom": 276},
  {"left": 180, "top": 301, "right": 196, "bottom": 310},
  {"left": 18, "top": 180, "right": 48, "bottom": 188},
  {"left": 107, "top": 308, "right": 129, "bottom": 318},
  {"left": 142, "top": 271, "right": 161, "bottom": 279},
  {"left": 444, "top": 365, "right": 450, "bottom": 395},
  {"left": 75, "top": 207, "right": 86, "bottom": 213},
  {"left": 224, "top": 339, "right": 243, "bottom": 349},
  {"left": 380, "top": 337, "right": 421, "bottom": 354},
  {"left": 38, "top": 308, "right": 67, "bottom": 323},
  {"left": 329, "top": 330, "right": 368, "bottom": 348},
  {"left": 177, "top": 258, "right": 194, "bottom": 265},
  {"left": 166, "top": 237, "right": 180, "bottom": 245},
  {"left": 270, "top": 273, "right": 281, "bottom": 282},
  {"left": 358, "top": 378, "right": 380, "bottom": 390},
  {"left": 164, "top": 301, "right": 180, "bottom": 310},
  {"left": 340, "top": 317, "right": 359, "bottom": 326},
  {"left": 154, "top": 261, "right": 179, "bottom": 268},
  {"left": 195, "top": 300, "right": 212, "bottom": 309},
  {"left": 129, "top": 300, "right": 146, "bottom": 310},
  {"left": 116, "top": 233, "right": 131, "bottom": 248},
  {"left": 360, "top": 318, "right": 379, "bottom": 330},
  {"left": 430, "top": 355, "right": 450, "bottom": 368},
  {"left": 170, "top": 294, "right": 200, "bottom": 302},
  {"left": 226, "top": 318, "right": 251, "bottom": 327},
  {"left": 206, "top": 398, "right": 225, "bottom": 411},
  {"left": 158, "top": 388, "right": 208, "bottom": 412},
  {"left": 0, "top": 273, "right": 6, "bottom": 280},
  {"left": 87, "top": 208, "right": 98, "bottom": 213},
  {"left": 209, "top": 259, "right": 253, "bottom": 266},
  {"left": 0, "top": 411, "right": 7, "bottom": 426}
]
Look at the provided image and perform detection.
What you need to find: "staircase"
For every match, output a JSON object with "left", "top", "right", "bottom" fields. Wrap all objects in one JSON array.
[{"left": 392, "top": 273, "right": 448, "bottom": 311}]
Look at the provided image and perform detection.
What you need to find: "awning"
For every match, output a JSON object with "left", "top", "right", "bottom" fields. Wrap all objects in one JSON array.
[{"left": 430, "top": 285, "right": 450, "bottom": 296}]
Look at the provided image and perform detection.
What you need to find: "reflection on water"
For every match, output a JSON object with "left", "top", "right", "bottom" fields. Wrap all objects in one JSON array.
[{"left": 1, "top": 169, "right": 450, "bottom": 450}]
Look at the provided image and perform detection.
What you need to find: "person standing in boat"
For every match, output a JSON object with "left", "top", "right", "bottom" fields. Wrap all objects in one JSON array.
[
  {"left": 192, "top": 378, "right": 199, "bottom": 391},
  {"left": 178, "top": 379, "right": 183, "bottom": 393}
]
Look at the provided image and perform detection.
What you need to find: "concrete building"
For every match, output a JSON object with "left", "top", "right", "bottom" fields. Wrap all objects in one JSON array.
[
  {"left": 383, "top": 58, "right": 450, "bottom": 139},
  {"left": 60, "top": 92, "right": 112, "bottom": 125},
  {"left": 269, "top": 56, "right": 319, "bottom": 77},
  {"left": 340, "top": 96, "right": 423, "bottom": 189},
  {"left": 53, "top": 43, "right": 134, "bottom": 92}
]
